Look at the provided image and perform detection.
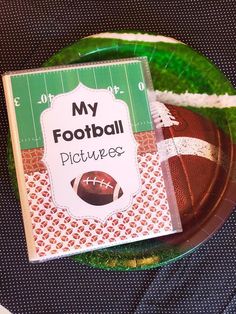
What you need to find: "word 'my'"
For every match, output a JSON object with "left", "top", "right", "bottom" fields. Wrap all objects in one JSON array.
[{"left": 72, "top": 101, "right": 98, "bottom": 117}]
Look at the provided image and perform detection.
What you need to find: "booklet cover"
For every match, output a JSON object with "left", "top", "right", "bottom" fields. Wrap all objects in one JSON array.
[{"left": 3, "top": 58, "right": 182, "bottom": 262}]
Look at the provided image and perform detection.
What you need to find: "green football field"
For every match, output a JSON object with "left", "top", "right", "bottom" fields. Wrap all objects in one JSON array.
[{"left": 10, "top": 59, "right": 153, "bottom": 150}]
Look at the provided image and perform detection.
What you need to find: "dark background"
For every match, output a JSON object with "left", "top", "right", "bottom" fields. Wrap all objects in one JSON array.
[{"left": 0, "top": 1, "right": 235, "bottom": 313}]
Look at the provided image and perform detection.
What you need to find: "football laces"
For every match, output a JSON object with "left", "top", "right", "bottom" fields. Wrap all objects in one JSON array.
[
  {"left": 83, "top": 177, "right": 114, "bottom": 189},
  {"left": 150, "top": 101, "right": 179, "bottom": 129}
]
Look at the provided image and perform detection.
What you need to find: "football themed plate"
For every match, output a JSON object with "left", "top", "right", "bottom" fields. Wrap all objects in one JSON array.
[{"left": 9, "top": 32, "right": 236, "bottom": 270}]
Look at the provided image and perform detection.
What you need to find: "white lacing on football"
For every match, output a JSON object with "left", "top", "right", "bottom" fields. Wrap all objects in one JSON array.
[
  {"left": 150, "top": 101, "right": 179, "bottom": 128},
  {"left": 155, "top": 90, "right": 236, "bottom": 108},
  {"left": 83, "top": 177, "right": 113, "bottom": 189},
  {"left": 158, "top": 137, "right": 228, "bottom": 170}
]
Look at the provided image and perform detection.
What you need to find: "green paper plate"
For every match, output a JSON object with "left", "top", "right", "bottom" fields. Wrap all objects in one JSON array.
[{"left": 8, "top": 32, "right": 236, "bottom": 270}]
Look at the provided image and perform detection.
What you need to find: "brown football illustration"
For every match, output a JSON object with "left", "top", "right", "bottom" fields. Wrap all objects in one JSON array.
[
  {"left": 152, "top": 103, "right": 231, "bottom": 230},
  {"left": 71, "top": 171, "right": 123, "bottom": 206}
]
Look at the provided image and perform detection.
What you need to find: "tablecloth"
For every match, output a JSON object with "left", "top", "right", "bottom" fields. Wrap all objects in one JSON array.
[{"left": 0, "top": 1, "right": 235, "bottom": 313}]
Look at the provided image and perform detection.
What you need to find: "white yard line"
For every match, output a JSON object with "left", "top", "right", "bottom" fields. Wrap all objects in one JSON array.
[
  {"left": 26, "top": 76, "right": 38, "bottom": 146},
  {"left": 43, "top": 73, "right": 49, "bottom": 105},
  {"left": 139, "top": 62, "right": 152, "bottom": 123},
  {"left": 92, "top": 68, "right": 98, "bottom": 88},
  {"left": 124, "top": 64, "right": 136, "bottom": 132},
  {"left": 89, "top": 32, "right": 182, "bottom": 44},
  {"left": 76, "top": 69, "right": 80, "bottom": 83},
  {"left": 108, "top": 66, "right": 114, "bottom": 89},
  {"left": 156, "top": 90, "right": 236, "bottom": 108},
  {"left": 60, "top": 72, "right": 65, "bottom": 92}
]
